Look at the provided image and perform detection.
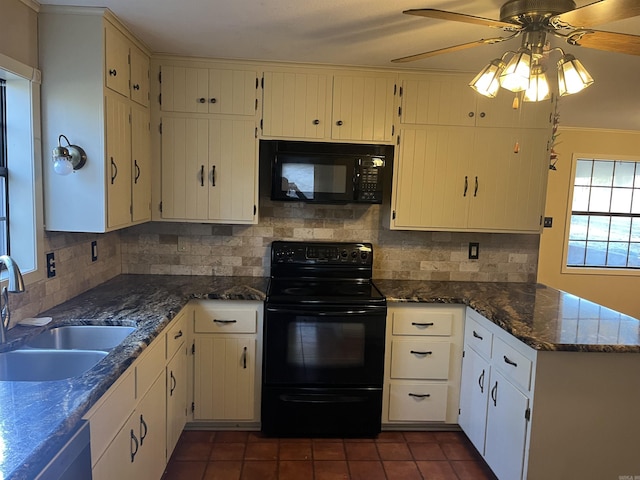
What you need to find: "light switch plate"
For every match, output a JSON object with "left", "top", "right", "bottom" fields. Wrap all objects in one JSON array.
[
  {"left": 91, "top": 240, "right": 98, "bottom": 262},
  {"left": 468, "top": 242, "right": 479, "bottom": 260},
  {"left": 46, "top": 252, "right": 56, "bottom": 278}
]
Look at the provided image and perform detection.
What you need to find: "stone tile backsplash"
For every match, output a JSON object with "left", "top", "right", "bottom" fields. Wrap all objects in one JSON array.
[{"left": 121, "top": 200, "right": 539, "bottom": 283}]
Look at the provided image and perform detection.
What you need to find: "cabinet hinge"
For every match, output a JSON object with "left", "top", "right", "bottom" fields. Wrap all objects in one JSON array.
[
  {"left": 253, "top": 205, "right": 257, "bottom": 216},
  {"left": 399, "top": 86, "right": 403, "bottom": 97},
  {"left": 261, "top": 75, "right": 264, "bottom": 89},
  {"left": 191, "top": 342, "right": 195, "bottom": 355},
  {"left": 255, "top": 76, "right": 259, "bottom": 89},
  {"left": 255, "top": 98, "right": 258, "bottom": 111},
  {"left": 462, "top": 350, "right": 465, "bottom": 358},
  {"left": 159, "top": 93, "right": 162, "bottom": 105},
  {"left": 396, "top": 135, "right": 400, "bottom": 146},
  {"left": 391, "top": 125, "right": 395, "bottom": 137},
  {"left": 392, "top": 210, "right": 396, "bottom": 220},
  {"left": 159, "top": 201, "right": 163, "bottom": 213},
  {"left": 398, "top": 106, "right": 402, "bottom": 117},
  {"left": 191, "top": 402, "right": 195, "bottom": 413},
  {"left": 393, "top": 84, "right": 397, "bottom": 95},
  {"left": 130, "top": 204, "right": 133, "bottom": 215},
  {"left": 255, "top": 127, "right": 258, "bottom": 139},
  {"left": 539, "top": 215, "right": 543, "bottom": 226},
  {"left": 260, "top": 118, "right": 263, "bottom": 131},
  {"left": 525, "top": 407, "right": 531, "bottom": 421},
  {"left": 159, "top": 122, "right": 162, "bottom": 134},
  {"left": 158, "top": 70, "right": 162, "bottom": 83},
  {"left": 127, "top": 53, "right": 131, "bottom": 65}
]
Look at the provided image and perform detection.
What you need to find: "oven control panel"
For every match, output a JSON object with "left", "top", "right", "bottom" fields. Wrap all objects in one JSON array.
[{"left": 272, "top": 241, "right": 373, "bottom": 265}]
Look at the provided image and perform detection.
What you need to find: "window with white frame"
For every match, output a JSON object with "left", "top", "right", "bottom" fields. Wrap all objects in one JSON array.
[
  {"left": 0, "top": 53, "right": 44, "bottom": 282},
  {"left": 567, "top": 157, "right": 640, "bottom": 269}
]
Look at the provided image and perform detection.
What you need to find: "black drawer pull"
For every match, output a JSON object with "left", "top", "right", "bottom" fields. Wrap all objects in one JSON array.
[
  {"left": 503, "top": 355, "right": 518, "bottom": 367},
  {"left": 411, "top": 322, "right": 434, "bottom": 327},
  {"left": 410, "top": 350, "right": 433, "bottom": 356},
  {"left": 174, "top": 330, "right": 183, "bottom": 339},
  {"left": 213, "top": 319, "right": 237, "bottom": 324},
  {"left": 472, "top": 330, "right": 483, "bottom": 340},
  {"left": 198, "top": 97, "right": 206, "bottom": 103},
  {"left": 243, "top": 346, "right": 247, "bottom": 369},
  {"left": 408, "top": 393, "right": 431, "bottom": 398},
  {"left": 478, "top": 369, "right": 485, "bottom": 393},
  {"left": 109, "top": 69, "right": 117, "bottom": 76},
  {"left": 132, "top": 83, "right": 140, "bottom": 90}
]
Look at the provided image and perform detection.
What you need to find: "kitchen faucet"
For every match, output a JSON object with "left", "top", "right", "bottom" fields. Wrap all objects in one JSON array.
[{"left": 0, "top": 255, "right": 25, "bottom": 344}]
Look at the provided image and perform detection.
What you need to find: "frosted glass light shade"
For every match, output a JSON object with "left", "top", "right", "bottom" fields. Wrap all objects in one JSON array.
[
  {"left": 557, "top": 54, "right": 594, "bottom": 96},
  {"left": 524, "top": 67, "right": 551, "bottom": 102},
  {"left": 500, "top": 49, "right": 532, "bottom": 92},
  {"left": 469, "top": 59, "right": 506, "bottom": 98}
]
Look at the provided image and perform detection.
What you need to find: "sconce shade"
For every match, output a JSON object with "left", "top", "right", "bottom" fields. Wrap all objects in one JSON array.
[
  {"left": 469, "top": 59, "right": 506, "bottom": 98},
  {"left": 524, "top": 66, "right": 551, "bottom": 102},
  {"left": 499, "top": 48, "right": 532, "bottom": 92},
  {"left": 52, "top": 135, "right": 87, "bottom": 176},
  {"left": 557, "top": 54, "right": 594, "bottom": 96}
]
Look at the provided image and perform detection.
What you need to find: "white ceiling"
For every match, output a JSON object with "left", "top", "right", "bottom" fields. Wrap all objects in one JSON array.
[{"left": 39, "top": 0, "right": 640, "bottom": 131}]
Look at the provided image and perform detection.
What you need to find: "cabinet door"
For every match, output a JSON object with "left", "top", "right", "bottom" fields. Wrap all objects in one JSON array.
[
  {"left": 161, "top": 66, "right": 209, "bottom": 113},
  {"left": 399, "top": 74, "right": 477, "bottom": 126},
  {"left": 208, "top": 118, "right": 257, "bottom": 222},
  {"left": 92, "top": 409, "right": 139, "bottom": 480},
  {"left": 468, "top": 128, "right": 549, "bottom": 232},
  {"left": 130, "top": 45, "right": 149, "bottom": 107},
  {"left": 131, "top": 105, "right": 151, "bottom": 223},
  {"left": 392, "top": 126, "right": 473, "bottom": 229},
  {"left": 161, "top": 116, "right": 209, "bottom": 220},
  {"left": 104, "top": 21, "right": 130, "bottom": 98},
  {"left": 105, "top": 92, "right": 132, "bottom": 229},
  {"left": 331, "top": 75, "right": 395, "bottom": 142},
  {"left": 262, "top": 71, "right": 331, "bottom": 139},
  {"left": 484, "top": 369, "right": 529, "bottom": 480},
  {"left": 167, "top": 344, "right": 188, "bottom": 458},
  {"left": 458, "top": 347, "right": 490, "bottom": 455},
  {"left": 208, "top": 69, "right": 257, "bottom": 115},
  {"left": 193, "top": 337, "right": 256, "bottom": 420},
  {"left": 476, "top": 94, "right": 553, "bottom": 129},
  {"left": 136, "top": 372, "right": 167, "bottom": 480}
]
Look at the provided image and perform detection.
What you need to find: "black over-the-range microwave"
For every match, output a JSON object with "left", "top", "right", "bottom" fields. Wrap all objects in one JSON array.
[{"left": 261, "top": 140, "right": 394, "bottom": 204}]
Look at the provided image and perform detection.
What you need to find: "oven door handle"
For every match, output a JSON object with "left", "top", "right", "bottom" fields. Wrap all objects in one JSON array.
[
  {"left": 266, "top": 307, "right": 373, "bottom": 316},
  {"left": 279, "top": 394, "right": 371, "bottom": 404}
]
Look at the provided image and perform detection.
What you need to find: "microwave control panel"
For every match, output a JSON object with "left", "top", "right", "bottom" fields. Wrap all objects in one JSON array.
[{"left": 356, "top": 157, "right": 385, "bottom": 202}]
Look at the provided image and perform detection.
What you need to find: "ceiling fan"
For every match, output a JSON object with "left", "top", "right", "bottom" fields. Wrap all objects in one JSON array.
[{"left": 392, "top": 0, "right": 640, "bottom": 100}]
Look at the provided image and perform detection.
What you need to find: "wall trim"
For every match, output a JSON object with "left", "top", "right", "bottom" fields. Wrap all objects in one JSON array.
[{"left": 19, "top": 0, "right": 40, "bottom": 12}]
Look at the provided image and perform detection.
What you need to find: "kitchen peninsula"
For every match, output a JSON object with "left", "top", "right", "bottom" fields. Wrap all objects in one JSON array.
[{"left": 0, "top": 275, "right": 638, "bottom": 480}]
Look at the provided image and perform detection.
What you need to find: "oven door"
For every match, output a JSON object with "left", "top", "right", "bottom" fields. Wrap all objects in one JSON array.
[{"left": 263, "top": 304, "right": 386, "bottom": 387}]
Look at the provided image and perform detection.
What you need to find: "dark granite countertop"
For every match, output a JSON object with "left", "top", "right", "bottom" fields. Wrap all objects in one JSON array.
[{"left": 1, "top": 274, "right": 639, "bottom": 480}]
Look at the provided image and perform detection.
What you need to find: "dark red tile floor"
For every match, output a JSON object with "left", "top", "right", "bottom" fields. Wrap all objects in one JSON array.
[{"left": 163, "top": 430, "right": 497, "bottom": 480}]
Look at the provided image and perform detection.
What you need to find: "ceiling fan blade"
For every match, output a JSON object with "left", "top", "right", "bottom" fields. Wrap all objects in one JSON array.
[
  {"left": 553, "top": 0, "right": 640, "bottom": 28},
  {"left": 391, "top": 37, "right": 511, "bottom": 63},
  {"left": 403, "top": 9, "right": 517, "bottom": 29},
  {"left": 567, "top": 29, "right": 640, "bottom": 55}
]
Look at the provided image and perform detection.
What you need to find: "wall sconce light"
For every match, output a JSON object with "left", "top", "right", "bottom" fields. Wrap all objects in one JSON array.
[{"left": 52, "top": 134, "right": 87, "bottom": 176}]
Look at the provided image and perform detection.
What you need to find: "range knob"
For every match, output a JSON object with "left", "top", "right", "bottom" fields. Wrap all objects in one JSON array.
[
  {"left": 341, "top": 250, "right": 348, "bottom": 258},
  {"left": 360, "top": 251, "right": 368, "bottom": 260},
  {"left": 351, "top": 251, "right": 358, "bottom": 259}
]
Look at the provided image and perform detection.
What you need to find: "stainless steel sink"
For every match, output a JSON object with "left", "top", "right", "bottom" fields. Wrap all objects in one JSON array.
[
  {"left": 0, "top": 349, "right": 108, "bottom": 381},
  {"left": 26, "top": 325, "right": 136, "bottom": 351}
]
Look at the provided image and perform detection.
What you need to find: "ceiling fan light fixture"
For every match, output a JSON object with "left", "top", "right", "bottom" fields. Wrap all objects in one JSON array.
[
  {"left": 499, "top": 48, "right": 532, "bottom": 92},
  {"left": 524, "top": 65, "right": 551, "bottom": 102},
  {"left": 557, "top": 53, "right": 594, "bottom": 96},
  {"left": 469, "top": 58, "right": 506, "bottom": 98}
]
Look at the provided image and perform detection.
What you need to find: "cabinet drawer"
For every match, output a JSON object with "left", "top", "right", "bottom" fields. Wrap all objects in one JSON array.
[
  {"left": 464, "top": 315, "right": 493, "bottom": 359},
  {"left": 392, "top": 309, "right": 453, "bottom": 336},
  {"left": 193, "top": 303, "right": 257, "bottom": 334},
  {"left": 136, "top": 338, "right": 164, "bottom": 399},
  {"left": 388, "top": 383, "right": 448, "bottom": 422},
  {"left": 390, "top": 340, "right": 451, "bottom": 380},
  {"left": 166, "top": 312, "right": 187, "bottom": 360},
  {"left": 492, "top": 336, "right": 532, "bottom": 391}
]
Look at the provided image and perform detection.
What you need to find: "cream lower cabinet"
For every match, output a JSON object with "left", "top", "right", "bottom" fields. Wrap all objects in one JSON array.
[
  {"left": 191, "top": 300, "right": 262, "bottom": 424},
  {"left": 382, "top": 304, "right": 464, "bottom": 426},
  {"left": 166, "top": 309, "right": 189, "bottom": 457},
  {"left": 160, "top": 115, "right": 258, "bottom": 223},
  {"left": 391, "top": 125, "right": 549, "bottom": 233}
]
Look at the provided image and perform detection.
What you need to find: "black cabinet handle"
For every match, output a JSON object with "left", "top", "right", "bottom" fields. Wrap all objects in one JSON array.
[
  {"left": 336, "top": 120, "right": 343, "bottom": 126},
  {"left": 408, "top": 393, "right": 431, "bottom": 398},
  {"left": 132, "top": 84, "right": 140, "bottom": 90},
  {"left": 478, "top": 369, "right": 485, "bottom": 393},
  {"left": 410, "top": 350, "right": 433, "bottom": 356},
  {"left": 134, "top": 160, "right": 140, "bottom": 184},
  {"left": 243, "top": 346, "right": 247, "bottom": 369},
  {"left": 109, "top": 69, "right": 117, "bottom": 77},
  {"left": 463, "top": 176, "right": 468, "bottom": 197},
  {"left": 472, "top": 330, "right": 483, "bottom": 340},
  {"left": 139, "top": 414, "right": 148, "bottom": 445},
  {"left": 211, "top": 165, "right": 216, "bottom": 186},
  {"left": 174, "top": 330, "right": 183, "bottom": 339},
  {"left": 198, "top": 97, "right": 206, "bottom": 103},
  {"left": 210, "top": 98, "right": 217, "bottom": 104},
  {"left": 411, "top": 322, "right": 434, "bottom": 327},
  {"left": 479, "top": 112, "right": 486, "bottom": 118},
  {"left": 130, "top": 429, "right": 139, "bottom": 463},
  {"left": 474, "top": 176, "right": 479, "bottom": 197},
  {"left": 312, "top": 119, "right": 320, "bottom": 125},
  {"left": 468, "top": 111, "right": 474, "bottom": 118},
  {"left": 110, "top": 157, "right": 118, "bottom": 184},
  {"left": 200, "top": 165, "right": 205, "bottom": 187},
  {"left": 213, "top": 319, "right": 237, "bottom": 324},
  {"left": 503, "top": 355, "right": 518, "bottom": 368},
  {"left": 170, "top": 371, "right": 176, "bottom": 396},
  {"left": 491, "top": 381, "right": 498, "bottom": 407}
]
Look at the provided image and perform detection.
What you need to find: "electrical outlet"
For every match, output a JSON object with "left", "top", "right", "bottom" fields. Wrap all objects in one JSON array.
[
  {"left": 46, "top": 252, "right": 56, "bottom": 278},
  {"left": 468, "top": 242, "right": 480, "bottom": 260},
  {"left": 543, "top": 217, "right": 553, "bottom": 228},
  {"left": 91, "top": 240, "right": 98, "bottom": 262}
]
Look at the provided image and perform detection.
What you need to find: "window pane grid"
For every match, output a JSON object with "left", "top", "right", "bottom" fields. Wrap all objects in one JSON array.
[{"left": 569, "top": 158, "right": 640, "bottom": 269}]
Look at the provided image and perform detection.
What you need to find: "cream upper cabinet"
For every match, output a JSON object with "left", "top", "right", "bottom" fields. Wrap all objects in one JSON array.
[
  {"left": 40, "top": 7, "right": 151, "bottom": 232},
  {"left": 160, "top": 116, "right": 258, "bottom": 223},
  {"left": 391, "top": 125, "right": 549, "bottom": 233},
  {"left": 262, "top": 69, "right": 396, "bottom": 142},
  {"left": 160, "top": 65, "right": 259, "bottom": 115},
  {"left": 398, "top": 73, "right": 552, "bottom": 130},
  {"left": 261, "top": 71, "right": 332, "bottom": 139}
]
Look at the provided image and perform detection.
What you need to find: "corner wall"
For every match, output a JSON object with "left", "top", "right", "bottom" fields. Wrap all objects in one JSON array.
[{"left": 537, "top": 127, "right": 640, "bottom": 318}]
